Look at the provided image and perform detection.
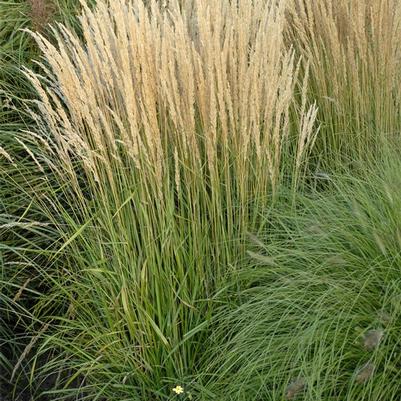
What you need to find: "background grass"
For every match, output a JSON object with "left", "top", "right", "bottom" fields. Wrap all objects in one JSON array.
[
  {"left": 286, "top": 0, "right": 401, "bottom": 172},
  {"left": 0, "top": 1, "right": 86, "bottom": 399}
]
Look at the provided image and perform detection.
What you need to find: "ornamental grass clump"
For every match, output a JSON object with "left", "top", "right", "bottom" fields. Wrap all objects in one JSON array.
[
  {"left": 11, "top": 0, "right": 317, "bottom": 399},
  {"left": 286, "top": 0, "right": 401, "bottom": 168},
  {"left": 200, "top": 156, "right": 401, "bottom": 401}
]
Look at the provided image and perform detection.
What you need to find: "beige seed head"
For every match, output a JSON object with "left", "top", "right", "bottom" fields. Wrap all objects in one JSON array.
[
  {"left": 363, "top": 329, "right": 384, "bottom": 351},
  {"left": 355, "top": 362, "right": 375, "bottom": 384},
  {"left": 285, "top": 377, "right": 306, "bottom": 400}
]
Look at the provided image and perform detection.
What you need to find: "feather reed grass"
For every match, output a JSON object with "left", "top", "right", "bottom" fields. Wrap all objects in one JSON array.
[
  {"left": 11, "top": 0, "right": 317, "bottom": 399},
  {"left": 286, "top": 0, "right": 401, "bottom": 168}
]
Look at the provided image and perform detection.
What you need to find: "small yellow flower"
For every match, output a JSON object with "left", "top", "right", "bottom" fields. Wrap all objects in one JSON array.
[{"left": 172, "top": 385, "right": 184, "bottom": 395}]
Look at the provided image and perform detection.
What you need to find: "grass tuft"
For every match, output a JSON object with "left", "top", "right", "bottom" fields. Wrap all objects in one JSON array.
[
  {"left": 6, "top": 0, "right": 318, "bottom": 398},
  {"left": 200, "top": 156, "right": 401, "bottom": 401}
]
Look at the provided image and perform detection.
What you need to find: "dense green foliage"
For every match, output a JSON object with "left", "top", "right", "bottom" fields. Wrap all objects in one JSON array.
[{"left": 201, "top": 156, "right": 401, "bottom": 400}]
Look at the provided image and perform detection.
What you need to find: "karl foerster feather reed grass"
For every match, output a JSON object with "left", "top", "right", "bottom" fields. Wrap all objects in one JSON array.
[
  {"left": 11, "top": 0, "right": 317, "bottom": 398},
  {"left": 286, "top": 0, "right": 401, "bottom": 167},
  {"left": 25, "top": 0, "right": 318, "bottom": 200}
]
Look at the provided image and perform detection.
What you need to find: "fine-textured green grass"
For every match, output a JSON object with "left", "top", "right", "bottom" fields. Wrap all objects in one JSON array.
[
  {"left": 1, "top": 1, "right": 37, "bottom": 391},
  {"left": 199, "top": 154, "right": 401, "bottom": 401}
]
